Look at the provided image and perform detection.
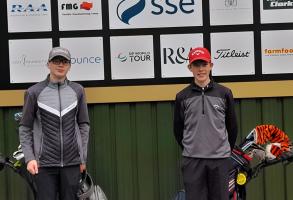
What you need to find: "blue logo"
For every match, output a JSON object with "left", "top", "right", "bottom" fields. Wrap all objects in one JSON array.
[
  {"left": 117, "top": 0, "right": 146, "bottom": 24},
  {"left": 116, "top": 0, "right": 196, "bottom": 25},
  {"left": 11, "top": 4, "right": 48, "bottom": 12},
  {"left": 117, "top": 53, "right": 127, "bottom": 62}
]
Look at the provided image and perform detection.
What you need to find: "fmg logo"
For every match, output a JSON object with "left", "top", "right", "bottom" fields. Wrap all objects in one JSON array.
[{"left": 116, "top": 0, "right": 196, "bottom": 25}]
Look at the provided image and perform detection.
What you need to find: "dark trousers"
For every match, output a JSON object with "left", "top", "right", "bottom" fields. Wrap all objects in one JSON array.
[
  {"left": 34, "top": 165, "right": 80, "bottom": 200},
  {"left": 182, "top": 157, "right": 230, "bottom": 200}
]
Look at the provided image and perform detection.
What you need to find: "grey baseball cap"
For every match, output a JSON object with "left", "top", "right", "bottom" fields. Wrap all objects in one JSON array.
[{"left": 48, "top": 47, "right": 71, "bottom": 61}]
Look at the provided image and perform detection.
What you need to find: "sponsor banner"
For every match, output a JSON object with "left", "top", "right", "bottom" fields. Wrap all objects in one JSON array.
[
  {"left": 261, "top": 0, "right": 293, "bottom": 23},
  {"left": 263, "top": 0, "right": 293, "bottom": 9},
  {"left": 9, "top": 39, "right": 52, "bottom": 83},
  {"left": 209, "top": 0, "right": 253, "bottom": 25},
  {"left": 110, "top": 35, "right": 154, "bottom": 79},
  {"left": 108, "top": 0, "right": 202, "bottom": 29},
  {"left": 60, "top": 37, "right": 104, "bottom": 81},
  {"left": 261, "top": 30, "right": 293, "bottom": 74},
  {"left": 160, "top": 33, "right": 203, "bottom": 78},
  {"left": 58, "top": 0, "right": 102, "bottom": 31},
  {"left": 7, "top": 0, "right": 52, "bottom": 32},
  {"left": 211, "top": 32, "right": 255, "bottom": 76}
]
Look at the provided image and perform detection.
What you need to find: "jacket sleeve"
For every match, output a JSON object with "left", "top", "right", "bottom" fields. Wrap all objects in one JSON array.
[
  {"left": 173, "top": 95, "right": 184, "bottom": 149},
  {"left": 19, "top": 91, "right": 36, "bottom": 163},
  {"left": 225, "top": 89, "right": 238, "bottom": 150},
  {"left": 77, "top": 88, "right": 90, "bottom": 163}
]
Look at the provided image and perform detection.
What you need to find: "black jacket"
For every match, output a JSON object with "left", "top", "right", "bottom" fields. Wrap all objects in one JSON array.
[{"left": 173, "top": 80, "right": 238, "bottom": 158}]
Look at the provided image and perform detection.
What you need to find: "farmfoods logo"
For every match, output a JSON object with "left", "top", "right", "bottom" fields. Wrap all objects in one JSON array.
[
  {"left": 263, "top": 0, "right": 293, "bottom": 10},
  {"left": 264, "top": 48, "right": 293, "bottom": 56}
]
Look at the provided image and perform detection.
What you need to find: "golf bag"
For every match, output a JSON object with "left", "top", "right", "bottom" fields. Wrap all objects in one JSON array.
[
  {"left": 0, "top": 112, "right": 108, "bottom": 200},
  {"left": 173, "top": 124, "right": 293, "bottom": 200}
]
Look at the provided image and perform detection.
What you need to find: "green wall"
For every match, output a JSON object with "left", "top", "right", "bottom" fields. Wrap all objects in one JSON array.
[{"left": 1, "top": 97, "right": 293, "bottom": 200}]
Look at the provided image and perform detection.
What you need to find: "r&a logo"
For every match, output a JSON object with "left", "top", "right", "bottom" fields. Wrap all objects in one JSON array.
[{"left": 163, "top": 47, "right": 190, "bottom": 64}]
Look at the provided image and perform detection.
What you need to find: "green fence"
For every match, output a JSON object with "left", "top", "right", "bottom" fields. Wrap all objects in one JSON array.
[{"left": 1, "top": 97, "right": 293, "bottom": 200}]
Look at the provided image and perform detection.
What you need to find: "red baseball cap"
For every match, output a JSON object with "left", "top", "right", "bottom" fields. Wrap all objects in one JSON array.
[{"left": 188, "top": 47, "right": 211, "bottom": 64}]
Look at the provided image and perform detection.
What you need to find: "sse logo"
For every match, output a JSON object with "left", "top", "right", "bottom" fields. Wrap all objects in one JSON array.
[{"left": 117, "top": 0, "right": 195, "bottom": 25}]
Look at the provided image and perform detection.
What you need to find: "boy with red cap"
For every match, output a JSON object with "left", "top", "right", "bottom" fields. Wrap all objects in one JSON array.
[{"left": 173, "top": 47, "right": 238, "bottom": 200}]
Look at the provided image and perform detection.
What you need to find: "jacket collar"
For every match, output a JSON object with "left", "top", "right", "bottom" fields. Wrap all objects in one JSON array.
[
  {"left": 45, "top": 74, "right": 68, "bottom": 89},
  {"left": 191, "top": 79, "right": 214, "bottom": 92}
]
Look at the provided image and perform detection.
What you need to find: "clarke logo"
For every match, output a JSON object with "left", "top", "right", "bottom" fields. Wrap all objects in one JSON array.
[
  {"left": 116, "top": 0, "right": 196, "bottom": 25},
  {"left": 163, "top": 47, "right": 190, "bottom": 64},
  {"left": 263, "top": 0, "right": 293, "bottom": 10},
  {"left": 10, "top": 4, "right": 48, "bottom": 12}
]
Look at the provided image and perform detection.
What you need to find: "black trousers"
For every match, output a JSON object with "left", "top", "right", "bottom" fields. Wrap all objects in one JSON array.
[
  {"left": 34, "top": 165, "right": 80, "bottom": 200},
  {"left": 182, "top": 157, "right": 230, "bottom": 200}
]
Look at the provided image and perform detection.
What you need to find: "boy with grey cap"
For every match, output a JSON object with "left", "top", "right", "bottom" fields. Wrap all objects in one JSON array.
[{"left": 19, "top": 46, "right": 90, "bottom": 200}]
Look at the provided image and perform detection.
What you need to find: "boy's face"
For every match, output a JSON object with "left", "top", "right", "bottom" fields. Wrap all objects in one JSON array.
[
  {"left": 47, "top": 56, "right": 71, "bottom": 81},
  {"left": 188, "top": 60, "right": 213, "bottom": 84}
]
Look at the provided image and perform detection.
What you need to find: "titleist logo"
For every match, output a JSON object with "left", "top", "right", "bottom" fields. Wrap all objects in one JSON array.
[{"left": 214, "top": 49, "right": 250, "bottom": 59}]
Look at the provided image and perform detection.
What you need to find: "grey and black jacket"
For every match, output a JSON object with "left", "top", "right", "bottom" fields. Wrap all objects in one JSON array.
[
  {"left": 19, "top": 76, "right": 90, "bottom": 167},
  {"left": 173, "top": 80, "right": 237, "bottom": 158}
]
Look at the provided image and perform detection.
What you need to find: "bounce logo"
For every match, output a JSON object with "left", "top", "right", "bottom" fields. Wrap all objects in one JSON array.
[{"left": 117, "top": 0, "right": 145, "bottom": 24}]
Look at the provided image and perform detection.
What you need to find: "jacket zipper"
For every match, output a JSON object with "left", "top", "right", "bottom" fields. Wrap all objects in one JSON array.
[
  {"left": 58, "top": 83, "right": 64, "bottom": 167},
  {"left": 201, "top": 88, "right": 205, "bottom": 114}
]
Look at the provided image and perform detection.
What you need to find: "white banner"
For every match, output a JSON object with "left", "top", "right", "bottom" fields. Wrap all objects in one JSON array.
[
  {"left": 262, "top": 30, "right": 293, "bottom": 74},
  {"left": 110, "top": 35, "right": 154, "bottom": 79},
  {"left": 108, "top": 0, "right": 202, "bottom": 29},
  {"left": 7, "top": 0, "right": 52, "bottom": 32},
  {"left": 9, "top": 39, "right": 52, "bottom": 83},
  {"left": 211, "top": 32, "right": 255, "bottom": 76},
  {"left": 261, "top": 0, "right": 293, "bottom": 23},
  {"left": 60, "top": 37, "right": 104, "bottom": 81},
  {"left": 58, "top": 0, "right": 102, "bottom": 31},
  {"left": 160, "top": 33, "right": 203, "bottom": 78},
  {"left": 209, "top": 0, "right": 253, "bottom": 25}
]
